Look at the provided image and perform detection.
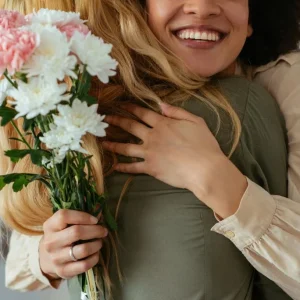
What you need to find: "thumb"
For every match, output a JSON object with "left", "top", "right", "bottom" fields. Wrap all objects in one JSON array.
[{"left": 160, "top": 102, "right": 197, "bottom": 122}]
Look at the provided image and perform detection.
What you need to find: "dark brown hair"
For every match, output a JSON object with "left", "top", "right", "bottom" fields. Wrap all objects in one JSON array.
[{"left": 241, "top": 0, "right": 300, "bottom": 66}]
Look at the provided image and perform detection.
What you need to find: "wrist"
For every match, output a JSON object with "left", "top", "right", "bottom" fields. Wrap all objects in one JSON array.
[{"left": 190, "top": 154, "right": 248, "bottom": 219}]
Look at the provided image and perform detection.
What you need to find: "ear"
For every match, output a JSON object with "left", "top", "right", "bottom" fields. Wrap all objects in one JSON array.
[{"left": 247, "top": 24, "right": 253, "bottom": 37}]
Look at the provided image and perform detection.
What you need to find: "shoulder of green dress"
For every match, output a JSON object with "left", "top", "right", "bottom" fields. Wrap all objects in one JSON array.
[
  {"left": 243, "top": 81, "right": 286, "bottom": 135},
  {"left": 214, "top": 76, "right": 284, "bottom": 127}
]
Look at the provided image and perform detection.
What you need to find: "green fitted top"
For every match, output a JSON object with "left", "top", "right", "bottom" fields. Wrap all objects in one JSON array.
[{"left": 68, "top": 77, "right": 290, "bottom": 300}]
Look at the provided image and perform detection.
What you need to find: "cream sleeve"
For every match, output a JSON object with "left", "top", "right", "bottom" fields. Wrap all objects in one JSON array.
[
  {"left": 213, "top": 54, "right": 300, "bottom": 300},
  {"left": 5, "top": 230, "right": 57, "bottom": 291}
]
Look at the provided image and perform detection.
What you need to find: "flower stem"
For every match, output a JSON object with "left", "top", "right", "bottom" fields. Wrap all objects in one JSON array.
[
  {"left": 10, "top": 121, "right": 32, "bottom": 149},
  {"left": 77, "top": 65, "right": 87, "bottom": 97},
  {"left": 3, "top": 72, "right": 17, "bottom": 89},
  {"left": 62, "top": 154, "right": 70, "bottom": 190}
]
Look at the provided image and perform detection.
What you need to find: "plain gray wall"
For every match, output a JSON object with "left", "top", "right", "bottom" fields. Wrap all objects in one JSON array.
[
  {"left": 1, "top": 260, "right": 69, "bottom": 300},
  {"left": 0, "top": 223, "right": 69, "bottom": 300}
]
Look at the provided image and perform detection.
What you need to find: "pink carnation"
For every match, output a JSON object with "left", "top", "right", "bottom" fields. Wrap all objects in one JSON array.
[
  {"left": 0, "top": 28, "right": 38, "bottom": 75},
  {"left": 0, "top": 10, "right": 27, "bottom": 30},
  {"left": 58, "top": 23, "right": 90, "bottom": 39}
]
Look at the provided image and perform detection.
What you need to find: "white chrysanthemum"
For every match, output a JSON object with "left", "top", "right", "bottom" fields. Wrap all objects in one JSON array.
[
  {"left": 54, "top": 99, "right": 108, "bottom": 137},
  {"left": 0, "top": 78, "right": 13, "bottom": 106},
  {"left": 40, "top": 99, "right": 108, "bottom": 166},
  {"left": 71, "top": 31, "right": 118, "bottom": 83},
  {"left": 29, "top": 9, "right": 85, "bottom": 27},
  {"left": 22, "top": 25, "right": 77, "bottom": 80},
  {"left": 7, "top": 77, "right": 70, "bottom": 119},
  {"left": 40, "top": 123, "right": 87, "bottom": 156},
  {"left": 42, "top": 149, "right": 66, "bottom": 168}
]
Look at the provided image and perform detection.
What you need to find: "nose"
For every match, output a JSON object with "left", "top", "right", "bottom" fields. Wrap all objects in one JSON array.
[{"left": 183, "top": 0, "right": 221, "bottom": 18}]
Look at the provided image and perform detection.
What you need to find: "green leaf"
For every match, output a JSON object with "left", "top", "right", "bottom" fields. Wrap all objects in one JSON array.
[
  {"left": 5, "top": 149, "right": 51, "bottom": 165},
  {"left": 81, "top": 94, "right": 98, "bottom": 105},
  {"left": 3, "top": 173, "right": 21, "bottom": 183},
  {"left": 51, "top": 197, "right": 62, "bottom": 213},
  {"left": 5, "top": 149, "right": 31, "bottom": 163},
  {"left": 0, "top": 176, "right": 6, "bottom": 191},
  {"left": 61, "top": 201, "right": 73, "bottom": 209},
  {"left": 78, "top": 71, "right": 92, "bottom": 97},
  {"left": 23, "top": 118, "right": 35, "bottom": 132},
  {"left": 14, "top": 72, "right": 27, "bottom": 83},
  {"left": 34, "top": 132, "right": 43, "bottom": 149},
  {"left": 9, "top": 137, "right": 26, "bottom": 144},
  {"left": 0, "top": 173, "right": 49, "bottom": 192},
  {"left": 12, "top": 175, "right": 30, "bottom": 192},
  {"left": 30, "top": 149, "right": 50, "bottom": 166},
  {"left": 0, "top": 107, "right": 18, "bottom": 126}
]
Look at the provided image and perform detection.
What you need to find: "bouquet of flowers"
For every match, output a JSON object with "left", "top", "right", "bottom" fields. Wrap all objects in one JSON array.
[{"left": 0, "top": 8, "right": 118, "bottom": 300}]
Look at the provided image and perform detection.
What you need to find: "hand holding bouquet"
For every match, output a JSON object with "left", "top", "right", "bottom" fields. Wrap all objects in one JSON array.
[{"left": 0, "top": 8, "right": 118, "bottom": 300}]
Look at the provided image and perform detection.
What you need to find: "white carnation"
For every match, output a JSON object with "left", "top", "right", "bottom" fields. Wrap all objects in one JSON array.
[
  {"left": 22, "top": 25, "right": 77, "bottom": 81},
  {"left": 29, "top": 9, "right": 85, "bottom": 27},
  {"left": 54, "top": 99, "right": 108, "bottom": 137},
  {"left": 7, "top": 77, "right": 70, "bottom": 119},
  {"left": 0, "top": 78, "right": 13, "bottom": 106},
  {"left": 71, "top": 31, "right": 118, "bottom": 83}
]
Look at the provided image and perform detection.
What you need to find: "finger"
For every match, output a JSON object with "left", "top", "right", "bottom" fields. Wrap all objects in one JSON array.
[
  {"left": 54, "top": 239, "right": 103, "bottom": 264},
  {"left": 105, "top": 115, "right": 149, "bottom": 139},
  {"left": 43, "top": 210, "right": 98, "bottom": 233},
  {"left": 102, "top": 141, "right": 145, "bottom": 158},
  {"left": 45, "top": 225, "right": 108, "bottom": 250},
  {"left": 72, "top": 239, "right": 103, "bottom": 262},
  {"left": 114, "top": 162, "right": 146, "bottom": 174},
  {"left": 64, "top": 225, "right": 108, "bottom": 246},
  {"left": 56, "top": 252, "right": 100, "bottom": 279},
  {"left": 121, "top": 104, "right": 163, "bottom": 127},
  {"left": 160, "top": 103, "right": 199, "bottom": 122}
]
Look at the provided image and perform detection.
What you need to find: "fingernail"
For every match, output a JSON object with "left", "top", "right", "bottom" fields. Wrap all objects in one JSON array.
[
  {"left": 104, "top": 229, "right": 109, "bottom": 237},
  {"left": 91, "top": 216, "right": 98, "bottom": 224}
]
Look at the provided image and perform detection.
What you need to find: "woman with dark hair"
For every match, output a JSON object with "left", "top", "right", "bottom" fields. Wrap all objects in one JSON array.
[{"left": 2, "top": 0, "right": 300, "bottom": 299}]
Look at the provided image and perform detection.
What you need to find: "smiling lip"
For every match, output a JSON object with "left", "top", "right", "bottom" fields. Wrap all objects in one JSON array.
[{"left": 172, "top": 25, "right": 228, "bottom": 50}]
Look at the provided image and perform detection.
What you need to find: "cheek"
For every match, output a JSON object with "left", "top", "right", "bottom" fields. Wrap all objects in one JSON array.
[
  {"left": 146, "top": 0, "right": 175, "bottom": 38},
  {"left": 223, "top": 2, "right": 250, "bottom": 29}
]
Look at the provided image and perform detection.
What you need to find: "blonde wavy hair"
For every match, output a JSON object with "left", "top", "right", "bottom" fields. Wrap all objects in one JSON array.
[{"left": 0, "top": 0, "right": 242, "bottom": 295}]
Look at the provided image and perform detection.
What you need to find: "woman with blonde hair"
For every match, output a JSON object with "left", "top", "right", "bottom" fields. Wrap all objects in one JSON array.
[{"left": 2, "top": 0, "right": 300, "bottom": 299}]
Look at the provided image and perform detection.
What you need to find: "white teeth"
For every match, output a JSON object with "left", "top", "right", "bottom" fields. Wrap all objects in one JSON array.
[
  {"left": 201, "top": 32, "right": 208, "bottom": 40},
  {"left": 195, "top": 32, "right": 201, "bottom": 39},
  {"left": 177, "top": 30, "right": 221, "bottom": 42}
]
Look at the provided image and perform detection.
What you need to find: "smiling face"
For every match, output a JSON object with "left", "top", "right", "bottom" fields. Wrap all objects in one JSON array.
[{"left": 146, "top": 0, "right": 252, "bottom": 77}]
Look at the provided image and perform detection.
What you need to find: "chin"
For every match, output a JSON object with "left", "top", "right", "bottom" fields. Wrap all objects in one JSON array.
[{"left": 190, "top": 67, "right": 221, "bottom": 78}]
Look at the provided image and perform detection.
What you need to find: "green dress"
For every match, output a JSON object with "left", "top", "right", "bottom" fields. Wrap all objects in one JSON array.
[{"left": 68, "top": 77, "right": 290, "bottom": 300}]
